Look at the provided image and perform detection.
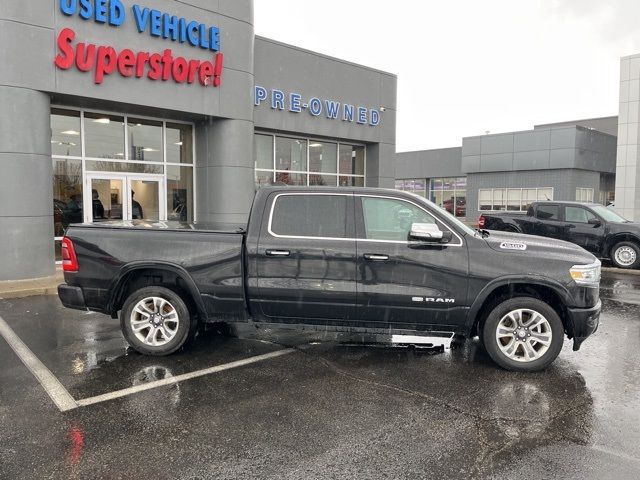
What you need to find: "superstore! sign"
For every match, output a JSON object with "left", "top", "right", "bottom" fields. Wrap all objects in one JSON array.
[{"left": 54, "top": 0, "right": 223, "bottom": 87}]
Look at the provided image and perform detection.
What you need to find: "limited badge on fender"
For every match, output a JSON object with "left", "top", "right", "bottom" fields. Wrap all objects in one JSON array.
[{"left": 500, "top": 242, "right": 527, "bottom": 251}]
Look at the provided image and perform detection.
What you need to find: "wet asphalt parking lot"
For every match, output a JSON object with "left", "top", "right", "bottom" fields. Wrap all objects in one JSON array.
[{"left": 0, "top": 271, "right": 639, "bottom": 479}]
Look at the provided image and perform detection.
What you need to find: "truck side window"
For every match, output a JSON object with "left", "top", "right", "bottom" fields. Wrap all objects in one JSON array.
[
  {"left": 565, "top": 206, "right": 596, "bottom": 224},
  {"left": 535, "top": 204, "right": 559, "bottom": 220},
  {"left": 361, "top": 197, "right": 436, "bottom": 241},
  {"left": 270, "top": 194, "right": 347, "bottom": 238}
]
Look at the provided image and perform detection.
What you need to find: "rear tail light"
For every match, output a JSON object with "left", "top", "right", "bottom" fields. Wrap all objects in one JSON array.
[
  {"left": 61, "top": 237, "right": 79, "bottom": 272},
  {"left": 478, "top": 215, "right": 486, "bottom": 229}
]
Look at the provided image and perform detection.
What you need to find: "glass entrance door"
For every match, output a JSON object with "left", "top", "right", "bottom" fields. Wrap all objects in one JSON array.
[
  {"left": 130, "top": 179, "right": 161, "bottom": 221},
  {"left": 86, "top": 174, "right": 164, "bottom": 223},
  {"left": 88, "top": 177, "right": 124, "bottom": 222}
]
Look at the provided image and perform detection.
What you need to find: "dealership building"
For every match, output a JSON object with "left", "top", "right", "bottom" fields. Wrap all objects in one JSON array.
[
  {"left": 395, "top": 117, "right": 618, "bottom": 223},
  {"left": 395, "top": 56, "right": 640, "bottom": 225},
  {"left": 0, "top": 0, "right": 396, "bottom": 281}
]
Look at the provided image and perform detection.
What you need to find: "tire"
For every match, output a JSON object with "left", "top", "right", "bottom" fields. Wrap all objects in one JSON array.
[
  {"left": 610, "top": 241, "right": 640, "bottom": 269},
  {"left": 120, "top": 286, "right": 196, "bottom": 356},
  {"left": 482, "top": 297, "right": 564, "bottom": 372}
]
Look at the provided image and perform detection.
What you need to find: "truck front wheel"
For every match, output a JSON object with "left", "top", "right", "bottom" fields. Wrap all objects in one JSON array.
[
  {"left": 120, "top": 286, "right": 196, "bottom": 356},
  {"left": 482, "top": 297, "right": 564, "bottom": 372}
]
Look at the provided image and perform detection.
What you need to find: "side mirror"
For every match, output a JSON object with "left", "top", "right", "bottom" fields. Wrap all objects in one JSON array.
[
  {"left": 588, "top": 217, "right": 602, "bottom": 227},
  {"left": 409, "top": 223, "right": 453, "bottom": 243}
]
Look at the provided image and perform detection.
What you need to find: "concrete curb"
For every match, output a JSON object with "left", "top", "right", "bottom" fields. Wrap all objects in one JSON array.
[
  {"left": 0, "top": 269, "right": 64, "bottom": 300},
  {"left": 602, "top": 267, "right": 640, "bottom": 276}
]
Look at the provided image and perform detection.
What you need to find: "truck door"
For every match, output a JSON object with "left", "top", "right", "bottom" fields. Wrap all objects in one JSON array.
[
  {"left": 533, "top": 203, "right": 565, "bottom": 239},
  {"left": 563, "top": 205, "right": 605, "bottom": 254},
  {"left": 354, "top": 194, "right": 469, "bottom": 329},
  {"left": 250, "top": 192, "right": 358, "bottom": 323}
]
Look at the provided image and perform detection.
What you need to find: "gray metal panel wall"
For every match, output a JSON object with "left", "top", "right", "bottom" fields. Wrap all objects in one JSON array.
[
  {"left": 534, "top": 116, "right": 618, "bottom": 137},
  {"left": 462, "top": 126, "right": 616, "bottom": 174},
  {"left": 395, "top": 147, "right": 463, "bottom": 179}
]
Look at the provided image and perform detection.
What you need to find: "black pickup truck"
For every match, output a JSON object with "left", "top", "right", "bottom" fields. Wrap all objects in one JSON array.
[
  {"left": 479, "top": 201, "right": 640, "bottom": 269},
  {"left": 58, "top": 187, "right": 602, "bottom": 372}
]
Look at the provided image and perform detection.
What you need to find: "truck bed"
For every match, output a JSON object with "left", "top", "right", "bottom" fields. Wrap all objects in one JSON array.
[{"left": 63, "top": 221, "right": 247, "bottom": 320}]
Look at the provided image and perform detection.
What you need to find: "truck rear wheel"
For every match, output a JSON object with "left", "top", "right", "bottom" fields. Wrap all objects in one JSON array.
[
  {"left": 120, "top": 286, "right": 195, "bottom": 356},
  {"left": 610, "top": 241, "right": 640, "bottom": 269},
  {"left": 482, "top": 297, "right": 564, "bottom": 372}
]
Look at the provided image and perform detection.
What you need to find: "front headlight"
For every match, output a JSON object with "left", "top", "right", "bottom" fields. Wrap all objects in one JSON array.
[{"left": 570, "top": 260, "right": 601, "bottom": 286}]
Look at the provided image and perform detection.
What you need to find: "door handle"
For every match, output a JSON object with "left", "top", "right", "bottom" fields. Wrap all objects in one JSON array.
[
  {"left": 363, "top": 253, "right": 389, "bottom": 261},
  {"left": 265, "top": 249, "right": 290, "bottom": 257}
]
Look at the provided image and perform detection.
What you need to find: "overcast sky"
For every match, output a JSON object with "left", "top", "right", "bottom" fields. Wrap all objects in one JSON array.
[{"left": 254, "top": 0, "right": 640, "bottom": 152}]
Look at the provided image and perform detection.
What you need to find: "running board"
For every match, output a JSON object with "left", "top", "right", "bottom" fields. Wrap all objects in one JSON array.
[{"left": 390, "top": 333, "right": 455, "bottom": 351}]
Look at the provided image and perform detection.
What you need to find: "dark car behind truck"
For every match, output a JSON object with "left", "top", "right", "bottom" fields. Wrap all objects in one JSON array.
[
  {"left": 59, "top": 187, "right": 601, "bottom": 372},
  {"left": 479, "top": 201, "right": 640, "bottom": 269}
]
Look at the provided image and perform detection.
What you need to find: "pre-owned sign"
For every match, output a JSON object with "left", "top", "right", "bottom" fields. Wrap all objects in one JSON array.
[
  {"left": 54, "top": 0, "right": 223, "bottom": 87},
  {"left": 254, "top": 86, "right": 381, "bottom": 127}
]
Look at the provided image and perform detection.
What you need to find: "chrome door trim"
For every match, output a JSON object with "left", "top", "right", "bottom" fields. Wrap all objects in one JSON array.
[{"left": 266, "top": 191, "right": 465, "bottom": 247}]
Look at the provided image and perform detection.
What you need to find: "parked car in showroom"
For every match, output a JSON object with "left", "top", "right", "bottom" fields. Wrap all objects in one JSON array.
[{"left": 479, "top": 201, "right": 640, "bottom": 269}]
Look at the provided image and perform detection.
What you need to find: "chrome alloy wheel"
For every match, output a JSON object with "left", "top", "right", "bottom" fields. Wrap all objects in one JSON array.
[
  {"left": 614, "top": 246, "right": 637, "bottom": 267},
  {"left": 129, "top": 297, "right": 180, "bottom": 347},
  {"left": 495, "top": 309, "right": 552, "bottom": 362}
]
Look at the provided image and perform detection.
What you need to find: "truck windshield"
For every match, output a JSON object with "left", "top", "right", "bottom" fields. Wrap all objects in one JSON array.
[{"left": 591, "top": 205, "right": 629, "bottom": 223}]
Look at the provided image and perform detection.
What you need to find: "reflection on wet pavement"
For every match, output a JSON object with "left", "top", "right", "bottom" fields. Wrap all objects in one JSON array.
[{"left": 0, "top": 270, "right": 638, "bottom": 479}]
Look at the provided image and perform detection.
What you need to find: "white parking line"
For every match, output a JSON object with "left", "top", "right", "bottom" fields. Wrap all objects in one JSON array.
[
  {"left": 76, "top": 348, "right": 296, "bottom": 407},
  {"left": 0, "top": 311, "right": 296, "bottom": 411},
  {"left": 0, "top": 315, "right": 78, "bottom": 412}
]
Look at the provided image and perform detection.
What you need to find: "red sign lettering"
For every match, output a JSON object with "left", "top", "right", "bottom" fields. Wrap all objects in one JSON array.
[{"left": 54, "top": 28, "right": 223, "bottom": 87}]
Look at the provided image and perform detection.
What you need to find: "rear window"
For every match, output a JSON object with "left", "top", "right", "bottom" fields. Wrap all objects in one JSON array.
[
  {"left": 535, "top": 204, "right": 559, "bottom": 220},
  {"left": 270, "top": 194, "right": 348, "bottom": 238}
]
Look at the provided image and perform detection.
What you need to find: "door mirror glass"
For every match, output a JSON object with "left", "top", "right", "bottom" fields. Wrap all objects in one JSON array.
[{"left": 409, "top": 223, "right": 452, "bottom": 243}]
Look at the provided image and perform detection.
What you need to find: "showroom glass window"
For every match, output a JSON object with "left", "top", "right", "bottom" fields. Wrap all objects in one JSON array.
[
  {"left": 478, "top": 187, "right": 553, "bottom": 212},
  {"left": 395, "top": 179, "right": 427, "bottom": 197},
  {"left": 254, "top": 133, "right": 365, "bottom": 188},
  {"left": 576, "top": 188, "right": 594, "bottom": 202},
  {"left": 398, "top": 177, "right": 466, "bottom": 219},
  {"left": 51, "top": 108, "right": 195, "bottom": 262},
  {"left": 429, "top": 177, "right": 466, "bottom": 220}
]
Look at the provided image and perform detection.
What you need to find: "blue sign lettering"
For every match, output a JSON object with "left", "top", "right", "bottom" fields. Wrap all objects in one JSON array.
[
  {"left": 131, "top": 4, "right": 220, "bottom": 51},
  {"left": 309, "top": 98, "right": 322, "bottom": 116},
  {"left": 132, "top": 4, "right": 149, "bottom": 32},
  {"left": 357, "top": 107, "right": 367, "bottom": 124},
  {"left": 370, "top": 109, "right": 380, "bottom": 126},
  {"left": 253, "top": 86, "right": 382, "bottom": 127},
  {"left": 290, "top": 93, "right": 302, "bottom": 113},
  {"left": 271, "top": 90, "right": 285, "bottom": 110},
  {"left": 94, "top": 0, "right": 107, "bottom": 23},
  {"left": 254, "top": 86, "right": 267, "bottom": 106},
  {"left": 57, "top": 1, "right": 219, "bottom": 49},
  {"left": 343, "top": 104, "right": 354, "bottom": 122},
  {"left": 325, "top": 100, "right": 340, "bottom": 119},
  {"left": 61, "top": 0, "right": 124, "bottom": 26},
  {"left": 59, "top": 0, "right": 77, "bottom": 16},
  {"left": 163, "top": 15, "right": 179, "bottom": 40}
]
